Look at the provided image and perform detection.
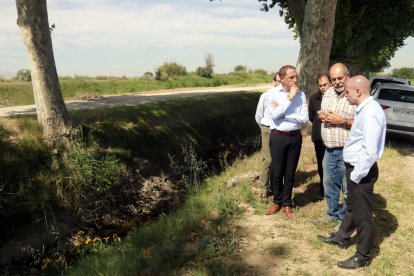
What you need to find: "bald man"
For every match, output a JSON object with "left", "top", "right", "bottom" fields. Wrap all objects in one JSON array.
[{"left": 318, "top": 75, "right": 386, "bottom": 269}]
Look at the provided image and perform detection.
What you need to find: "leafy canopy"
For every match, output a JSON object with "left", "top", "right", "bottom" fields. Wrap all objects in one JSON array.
[{"left": 257, "top": 0, "right": 414, "bottom": 74}]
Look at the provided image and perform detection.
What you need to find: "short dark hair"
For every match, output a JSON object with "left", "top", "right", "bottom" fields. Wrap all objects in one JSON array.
[
  {"left": 272, "top": 74, "right": 279, "bottom": 82},
  {"left": 316, "top": 72, "right": 330, "bottom": 84},
  {"left": 278, "top": 65, "right": 296, "bottom": 78}
]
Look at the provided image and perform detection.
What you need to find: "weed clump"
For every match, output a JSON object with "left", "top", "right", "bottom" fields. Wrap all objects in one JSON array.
[
  {"left": 155, "top": 62, "right": 187, "bottom": 80},
  {"left": 55, "top": 139, "right": 128, "bottom": 220}
]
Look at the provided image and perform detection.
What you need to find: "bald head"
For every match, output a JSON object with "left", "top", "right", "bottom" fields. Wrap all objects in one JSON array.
[
  {"left": 329, "top": 63, "right": 349, "bottom": 93},
  {"left": 329, "top": 63, "right": 349, "bottom": 77},
  {"left": 345, "top": 75, "right": 371, "bottom": 105}
]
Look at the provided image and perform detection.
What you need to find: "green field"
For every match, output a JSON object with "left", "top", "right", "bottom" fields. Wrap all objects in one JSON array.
[{"left": 0, "top": 73, "right": 270, "bottom": 107}]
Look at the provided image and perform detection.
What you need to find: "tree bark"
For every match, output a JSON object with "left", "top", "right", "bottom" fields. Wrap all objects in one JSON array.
[
  {"left": 294, "top": 0, "right": 337, "bottom": 98},
  {"left": 15, "top": 0, "right": 71, "bottom": 146}
]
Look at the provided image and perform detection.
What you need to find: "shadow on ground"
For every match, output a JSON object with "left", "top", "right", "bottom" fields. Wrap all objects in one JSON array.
[
  {"left": 385, "top": 132, "right": 414, "bottom": 157},
  {"left": 372, "top": 193, "right": 399, "bottom": 258}
]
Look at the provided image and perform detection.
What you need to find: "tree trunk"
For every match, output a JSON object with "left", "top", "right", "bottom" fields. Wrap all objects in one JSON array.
[
  {"left": 15, "top": 0, "right": 71, "bottom": 146},
  {"left": 295, "top": 0, "right": 337, "bottom": 98}
]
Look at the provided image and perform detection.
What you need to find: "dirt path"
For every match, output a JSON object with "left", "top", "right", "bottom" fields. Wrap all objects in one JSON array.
[
  {"left": 0, "top": 84, "right": 270, "bottom": 117},
  {"left": 230, "top": 134, "right": 413, "bottom": 275}
]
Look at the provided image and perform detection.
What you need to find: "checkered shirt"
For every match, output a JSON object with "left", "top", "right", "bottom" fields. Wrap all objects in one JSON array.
[{"left": 321, "top": 87, "right": 356, "bottom": 148}]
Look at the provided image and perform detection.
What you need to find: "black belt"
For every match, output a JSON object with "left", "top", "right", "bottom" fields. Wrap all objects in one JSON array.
[
  {"left": 261, "top": 124, "right": 270, "bottom": 128},
  {"left": 271, "top": 129, "right": 300, "bottom": 136},
  {"left": 327, "top": 147, "right": 344, "bottom": 150}
]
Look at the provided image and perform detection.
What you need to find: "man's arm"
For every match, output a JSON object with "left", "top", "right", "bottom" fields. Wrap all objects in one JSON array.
[
  {"left": 351, "top": 114, "right": 382, "bottom": 183},
  {"left": 255, "top": 93, "right": 266, "bottom": 125},
  {"left": 323, "top": 111, "right": 354, "bottom": 128}
]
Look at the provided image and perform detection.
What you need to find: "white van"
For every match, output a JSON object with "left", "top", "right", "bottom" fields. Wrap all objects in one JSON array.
[{"left": 369, "top": 76, "right": 411, "bottom": 89}]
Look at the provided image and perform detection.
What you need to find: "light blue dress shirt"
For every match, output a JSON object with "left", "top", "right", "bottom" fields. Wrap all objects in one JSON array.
[
  {"left": 268, "top": 85, "right": 308, "bottom": 131},
  {"left": 343, "top": 96, "right": 386, "bottom": 183}
]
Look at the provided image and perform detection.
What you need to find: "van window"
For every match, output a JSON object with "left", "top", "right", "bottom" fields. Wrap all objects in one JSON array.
[
  {"left": 378, "top": 89, "right": 414, "bottom": 103},
  {"left": 371, "top": 79, "right": 405, "bottom": 87}
]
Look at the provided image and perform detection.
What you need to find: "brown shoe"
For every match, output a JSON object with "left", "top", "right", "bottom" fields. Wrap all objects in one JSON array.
[
  {"left": 265, "top": 204, "right": 281, "bottom": 215},
  {"left": 282, "top": 206, "right": 294, "bottom": 218},
  {"left": 260, "top": 194, "right": 268, "bottom": 203}
]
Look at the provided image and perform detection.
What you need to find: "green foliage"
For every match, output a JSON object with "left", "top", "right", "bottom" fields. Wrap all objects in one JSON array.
[
  {"left": 0, "top": 119, "right": 51, "bottom": 242},
  {"left": 392, "top": 67, "right": 414, "bottom": 79},
  {"left": 64, "top": 164, "right": 248, "bottom": 275},
  {"left": 155, "top": 61, "right": 187, "bottom": 80},
  {"left": 0, "top": 73, "right": 270, "bottom": 107},
  {"left": 253, "top": 68, "right": 268, "bottom": 75},
  {"left": 258, "top": 0, "right": 414, "bottom": 73},
  {"left": 195, "top": 53, "right": 215, "bottom": 78},
  {"left": 57, "top": 139, "right": 125, "bottom": 214},
  {"left": 330, "top": 0, "right": 414, "bottom": 73},
  {"left": 0, "top": 93, "right": 261, "bottom": 245},
  {"left": 15, "top": 69, "right": 32, "bottom": 81},
  {"left": 195, "top": 66, "right": 210, "bottom": 78},
  {"left": 168, "top": 144, "right": 208, "bottom": 191},
  {"left": 143, "top": 71, "right": 154, "bottom": 78},
  {"left": 234, "top": 65, "right": 247, "bottom": 73}
]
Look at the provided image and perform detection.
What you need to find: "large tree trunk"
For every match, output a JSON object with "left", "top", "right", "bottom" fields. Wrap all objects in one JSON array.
[
  {"left": 295, "top": 0, "right": 337, "bottom": 98},
  {"left": 16, "top": 0, "right": 71, "bottom": 146}
]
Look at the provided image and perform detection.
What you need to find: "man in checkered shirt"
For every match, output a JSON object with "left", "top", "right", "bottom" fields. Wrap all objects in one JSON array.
[{"left": 318, "top": 63, "right": 356, "bottom": 223}]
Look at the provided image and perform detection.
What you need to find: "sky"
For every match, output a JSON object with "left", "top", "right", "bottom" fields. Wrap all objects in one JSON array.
[{"left": 0, "top": 0, "right": 413, "bottom": 78}]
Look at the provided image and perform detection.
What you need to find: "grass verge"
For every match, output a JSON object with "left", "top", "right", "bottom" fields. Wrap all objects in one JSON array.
[
  {"left": 0, "top": 73, "right": 269, "bottom": 107},
  {"left": 64, "top": 135, "right": 413, "bottom": 275},
  {"left": 0, "top": 92, "right": 261, "bottom": 245}
]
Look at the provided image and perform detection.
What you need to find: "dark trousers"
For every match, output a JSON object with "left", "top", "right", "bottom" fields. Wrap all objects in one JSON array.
[
  {"left": 336, "top": 162, "right": 379, "bottom": 260},
  {"left": 269, "top": 131, "right": 302, "bottom": 207},
  {"left": 313, "top": 139, "right": 325, "bottom": 195}
]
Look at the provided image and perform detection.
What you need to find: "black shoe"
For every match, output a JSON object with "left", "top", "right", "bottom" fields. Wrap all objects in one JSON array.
[
  {"left": 337, "top": 255, "right": 371, "bottom": 269},
  {"left": 317, "top": 233, "right": 349, "bottom": 248}
]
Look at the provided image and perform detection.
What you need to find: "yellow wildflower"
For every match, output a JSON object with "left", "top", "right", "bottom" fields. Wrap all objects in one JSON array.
[{"left": 57, "top": 255, "right": 66, "bottom": 263}]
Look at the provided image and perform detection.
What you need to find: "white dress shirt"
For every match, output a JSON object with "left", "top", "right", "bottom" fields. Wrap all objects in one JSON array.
[
  {"left": 343, "top": 96, "right": 386, "bottom": 183},
  {"left": 268, "top": 85, "right": 309, "bottom": 131},
  {"left": 255, "top": 87, "right": 278, "bottom": 127}
]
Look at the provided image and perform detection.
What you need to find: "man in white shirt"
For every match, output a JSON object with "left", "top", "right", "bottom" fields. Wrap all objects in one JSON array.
[
  {"left": 317, "top": 75, "right": 386, "bottom": 269},
  {"left": 265, "top": 65, "right": 308, "bottom": 218},
  {"left": 255, "top": 74, "right": 280, "bottom": 202}
]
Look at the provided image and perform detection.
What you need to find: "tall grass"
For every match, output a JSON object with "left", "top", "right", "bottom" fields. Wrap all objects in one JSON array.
[
  {"left": 0, "top": 73, "right": 270, "bottom": 107},
  {"left": 65, "top": 137, "right": 414, "bottom": 275},
  {"left": 66, "top": 167, "right": 251, "bottom": 275},
  {"left": 0, "top": 92, "right": 261, "bottom": 245}
]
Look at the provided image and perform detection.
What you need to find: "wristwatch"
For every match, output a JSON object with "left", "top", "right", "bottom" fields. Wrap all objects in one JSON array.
[{"left": 342, "top": 117, "right": 348, "bottom": 127}]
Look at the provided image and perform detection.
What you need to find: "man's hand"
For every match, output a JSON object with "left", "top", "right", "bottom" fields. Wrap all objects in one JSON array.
[
  {"left": 318, "top": 110, "right": 327, "bottom": 121},
  {"left": 323, "top": 110, "right": 344, "bottom": 125},
  {"left": 288, "top": 84, "right": 299, "bottom": 101}
]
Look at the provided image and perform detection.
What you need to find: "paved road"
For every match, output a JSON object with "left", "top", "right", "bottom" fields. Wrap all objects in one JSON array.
[{"left": 0, "top": 84, "right": 270, "bottom": 117}]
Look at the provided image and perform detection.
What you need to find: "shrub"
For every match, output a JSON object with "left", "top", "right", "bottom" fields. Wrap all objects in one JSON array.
[
  {"left": 155, "top": 62, "right": 187, "bottom": 80},
  {"left": 196, "top": 53, "right": 215, "bottom": 78},
  {"left": 195, "top": 66, "right": 210, "bottom": 78},
  {"left": 253, "top": 69, "right": 268, "bottom": 75},
  {"left": 234, "top": 65, "right": 247, "bottom": 73},
  {"left": 392, "top": 67, "right": 414, "bottom": 79},
  {"left": 15, "top": 69, "right": 31, "bottom": 82},
  {"left": 56, "top": 140, "right": 126, "bottom": 220},
  {"left": 143, "top": 71, "right": 154, "bottom": 78}
]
